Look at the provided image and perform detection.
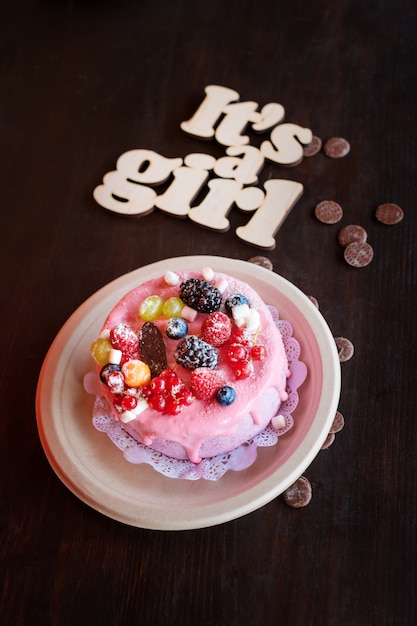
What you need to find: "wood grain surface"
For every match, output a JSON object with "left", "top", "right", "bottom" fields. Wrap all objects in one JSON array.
[{"left": 1, "top": 0, "right": 416, "bottom": 624}]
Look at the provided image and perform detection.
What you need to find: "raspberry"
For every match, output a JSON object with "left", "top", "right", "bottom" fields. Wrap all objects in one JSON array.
[
  {"left": 174, "top": 335, "right": 219, "bottom": 370},
  {"left": 201, "top": 312, "right": 232, "bottom": 347},
  {"left": 179, "top": 278, "right": 222, "bottom": 313},
  {"left": 109, "top": 323, "right": 138, "bottom": 357},
  {"left": 190, "top": 368, "right": 222, "bottom": 400}
]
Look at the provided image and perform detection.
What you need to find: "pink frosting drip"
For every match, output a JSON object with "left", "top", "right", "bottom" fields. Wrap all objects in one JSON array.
[{"left": 96, "top": 271, "right": 289, "bottom": 464}]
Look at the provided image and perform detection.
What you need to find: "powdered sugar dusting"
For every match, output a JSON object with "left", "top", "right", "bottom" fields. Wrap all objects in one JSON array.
[{"left": 86, "top": 306, "right": 307, "bottom": 480}]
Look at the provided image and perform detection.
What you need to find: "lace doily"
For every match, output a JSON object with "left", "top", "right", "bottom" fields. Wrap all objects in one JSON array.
[{"left": 85, "top": 306, "right": 307, "bottom": 481}]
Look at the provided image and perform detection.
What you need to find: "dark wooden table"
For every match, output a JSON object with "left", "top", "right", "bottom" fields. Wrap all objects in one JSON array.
[{"left": 1, "top": 0, "right": 416, "bottom": 624}]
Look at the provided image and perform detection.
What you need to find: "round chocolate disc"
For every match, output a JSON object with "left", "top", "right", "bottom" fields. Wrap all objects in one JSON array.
[
  {"left": 282, "top": 476, "right": 312, "bottom": 508},
  {"left": 337, "top": 224, "right": 368, "bottom": 248},
  {"left": 315, "top": 200, "right": 343, "bottom": 224},
  {"left": 323, "top": 136, "right": 350, "bottom": 158},
  {"left": 321, "top": 432, "right": 336, "bottom": 450},
  {"left": 248, "top": 256, "right": 273, "bottom": 270},
  {"left": 303, "top": 135, "right": 322, "bottom": 157},
  {"left": 344, "top": 241, "right": 374, "bottom": 267},
  {"left": 334, "top": 337, "right": 354, "bottom": 362},
  {"left": 329, "top": 410, "right": 345, "bottom": 434},
  {"left": 375, "top": 203, "right": 404, "bottom": 225}
]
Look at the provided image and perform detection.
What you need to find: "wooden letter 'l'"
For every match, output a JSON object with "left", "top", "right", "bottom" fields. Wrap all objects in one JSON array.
[{"left": 236, "top": 179, "right": 303, "bottom": 249}]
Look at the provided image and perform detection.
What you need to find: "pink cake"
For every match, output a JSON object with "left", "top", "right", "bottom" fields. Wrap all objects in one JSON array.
[{"left": 90, "top": 267, "right": 290, "bottom": 464}]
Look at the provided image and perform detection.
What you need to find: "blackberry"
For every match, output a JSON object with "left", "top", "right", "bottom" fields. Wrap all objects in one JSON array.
[
  {"left": 179, "top": 278, "right": 222, "bottom": 313},
  {"left": 174, "top": 335, "right": 219, "bottom": 370},
  {"left": 224, "top": 293, "right": 249, "bottom": 316}
]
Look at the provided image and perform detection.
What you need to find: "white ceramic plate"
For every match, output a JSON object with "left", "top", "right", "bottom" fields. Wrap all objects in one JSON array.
[{"left": 36, "top": 255, "right": 340, "bottom": 530}]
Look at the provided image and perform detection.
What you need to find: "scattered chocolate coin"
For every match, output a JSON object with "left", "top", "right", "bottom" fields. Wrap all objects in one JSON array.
[
  {"left": 282, "top": 476, "right": 312, "bottom": 508},
  {"left": 248, "top": 256, "right": 273, "bottom": 270},
  {"left": 321, "top": 432, "right": 336, "bottom": 450},
  {"left": 334, "top": 337, "right": 354, "bottom": 362},
  {"left": 323, "top": 136, "right": 350, "bottom": 158},
  {"left": 337, "top": 224, "right": 368, "bottom": 248},
  {"left": 303, "top": 135, "right": 322, "bottom": 157},
  {"left": 329, "top": 410, "right": 345, "bottom": 434},
  {"left": 375, "top": 203, "right": 404, "bottom": 225},
  {"left": 308, "top": 295, "right": 319, "bottom": 309},
  {"left": 344, "top": 241, "right": 374, "bottom": 267},
  {"left": 315, "top": 200, "right": 343, "bottom": 224}
]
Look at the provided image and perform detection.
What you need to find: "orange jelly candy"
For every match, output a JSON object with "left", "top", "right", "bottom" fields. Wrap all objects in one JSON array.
[{"left": 122, "top": 359, "right": 151, "bottom": 387}]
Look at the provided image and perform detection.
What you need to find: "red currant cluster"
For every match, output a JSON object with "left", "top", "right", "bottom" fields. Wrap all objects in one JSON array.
[
  {"left": 140, "top": 368, "right": 194, "bottom": 415},
  {"left": 226, "top": 329, "right": 266, "bottom": 379}
]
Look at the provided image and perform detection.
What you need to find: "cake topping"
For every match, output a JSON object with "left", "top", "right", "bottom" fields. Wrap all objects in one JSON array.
[
  {"left": 138, "top": 295, "right": 164, "bottom": 321},
  {"left": 139, "top": 321, "right": 167, "bottom": 377},
  {"left": 190, "top": 368, "right": 222, "bottom": 400},
  {"left": 179, "top": 278, "right": 222, "bottom": 313},
  {"left": 109, "top": 323, "right": 139, "bottom": 357},
  {"left": 164, "top": 271, "right": 179, "bottom": 285},
  {"left": 216, "top": 385, "right": 236, "bottom": 406},
  {"left": 174, "top": 335, "right": 219, "bottom": 370},
  {"left": 224, "top": 293, "right": 249, "bottom": 315},
  {"left": 141, "top": 368, "right": 193, "bottom": 415},
  {"left": 201, "top": 312, "right": 232, "bottom": 347},
  {"left": 165, "top": 317, "right": 188, "bottom": 339},
  {"left": 162, "top": 297, "right": 184, "bottom": 317}
]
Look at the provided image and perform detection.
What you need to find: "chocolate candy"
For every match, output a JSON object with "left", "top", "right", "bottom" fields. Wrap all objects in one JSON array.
[
  {"left": 139, "top": 321, "right": 167, "bottom": 377},
  {"left": 315, "top": 200, "right": 343, "bottom": 224},
  {"left": 334, "top": 337, "right": 354, "bottom": 362},
  {"left": 337, "top": 224, "right": 368, "bottom": 247},
  {"left": 376, "top": 203, "right": 404, "bottom": 225},
  {"left": 248, "top": 256, "right": 273, "bottom": 270},
  {"left": 323, "top": 136, "right": 350, "bottom": 158},
  {"left": 303, "top": 135, "right": 322, "bottom": 157},
  {"left": 283, "top": 476, "right": 312, "bottom": 508},
  {"left": 308, "top": 295, "right": 319, "bottom": 309},
  {"left": 329, "top": 410, "right": 345, "bottom": 434},
  {"left": 344, "top": 241, "right": 374, "bottom": 267},
  {"left": 321, "top": 432, "right": 336, "bottom": 450}
]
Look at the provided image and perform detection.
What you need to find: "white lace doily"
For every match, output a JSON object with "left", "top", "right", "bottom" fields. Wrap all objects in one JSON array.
[{"left": 85, "top": 306, "right": 307, "bottom": 481}]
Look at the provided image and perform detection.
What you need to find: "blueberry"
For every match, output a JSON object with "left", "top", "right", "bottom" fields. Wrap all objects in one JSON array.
[
  {"left": 216, "top": 385, "right": 236, "bottom": 406},
  {"left": 224, "top": 293, "right": 249, "bottom": 316},
  {"left": 165, "top": 317, "right": 188, "bottom": 339},
  {"left": 99, "top": 363, "right": 122, "bottom": 384}
]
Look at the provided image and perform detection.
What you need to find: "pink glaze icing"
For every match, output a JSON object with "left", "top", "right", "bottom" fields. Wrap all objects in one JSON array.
[{"left": 95, "top": 270, "right": 289, "bottom": 463}]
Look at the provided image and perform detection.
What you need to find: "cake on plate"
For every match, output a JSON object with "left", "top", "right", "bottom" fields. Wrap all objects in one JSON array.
[{"left": 89, "top": 266, "right": 291, "bottom": 464}]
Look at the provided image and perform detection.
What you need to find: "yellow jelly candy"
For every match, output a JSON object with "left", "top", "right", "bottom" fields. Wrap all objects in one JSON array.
[
  {"left": 138, "top": 295, "right": 164, "bottom": 321},
  {"left": 122, "top": 359, "right": 151, "bottom": 387},
  {"left": 90, "top": 337, "right": 112, "bottom": 366},
  {"left": 162, "top": 297, "right": 184, "bottom": 318}
]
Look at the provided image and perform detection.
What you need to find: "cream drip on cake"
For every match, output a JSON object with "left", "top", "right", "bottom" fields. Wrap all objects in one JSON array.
[{"left": 90, "top": 268, "right": 290, "bottom": 463}]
